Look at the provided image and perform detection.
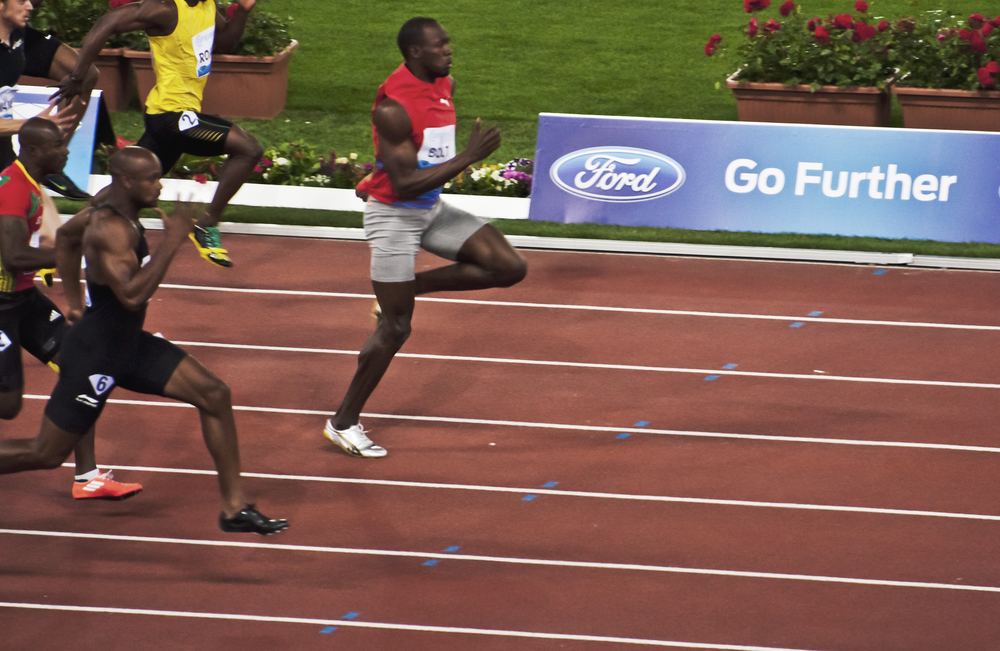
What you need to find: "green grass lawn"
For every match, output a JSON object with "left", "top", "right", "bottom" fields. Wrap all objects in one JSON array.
[{"left": 107, "top": 0, "right": 999, "bottom": 258}]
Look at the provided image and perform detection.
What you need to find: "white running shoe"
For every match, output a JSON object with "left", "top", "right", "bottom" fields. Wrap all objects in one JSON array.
[{"left": 323, "top": 420, "right": 387, "bottom": 458}]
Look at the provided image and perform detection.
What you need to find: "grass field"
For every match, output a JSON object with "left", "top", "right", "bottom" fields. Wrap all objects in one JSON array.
[{"left": 106, "top": 0, "right": 999, "bottom": 257}]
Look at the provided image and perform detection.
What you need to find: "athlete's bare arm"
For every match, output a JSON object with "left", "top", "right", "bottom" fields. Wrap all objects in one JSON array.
[
  {"left": 375, "top": 100, "right": 500, "bottom": 200},
  {"left": 214, "top": 0, "right": 256, "bottom": 54},
  {"left": 54, "top": 206, "right": 92, "bottom": 323},
  {"left": 0, "top": 214, "right": 56, "bottom": 274},
  {"left": 83, "top": 204, "right": 193, "bottom": 311},
  {"left": 51, "top": 0, "right": 178, "bottom": 104}
]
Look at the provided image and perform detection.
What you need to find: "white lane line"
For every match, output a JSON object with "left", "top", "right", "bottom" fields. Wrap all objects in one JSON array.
[
  {"left": 23, "top": 394, "right": 1000, "bottom": 454},
  {"left": 171, "top": 340, "right": 1000, "bottom": 390},
  {"left": 0, "top": 602, "right": 824, "bottom": 651},
  {"left": 2, "top": 529, "right": 998, "bottom": 594},
  {"left": 156, "top": 282, "right": 1000, "bottom": 332},
  {"left": 59, "top": 462, "right": 1000, "bottom": 523}
]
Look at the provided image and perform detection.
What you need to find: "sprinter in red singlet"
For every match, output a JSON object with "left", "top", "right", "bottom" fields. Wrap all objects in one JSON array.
[{"left": 323, "top": 17, "right": 527, "bottom": 458}]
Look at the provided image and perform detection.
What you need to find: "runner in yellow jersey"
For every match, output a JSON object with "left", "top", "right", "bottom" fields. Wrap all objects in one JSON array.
[{"left": 52, "top": 0, "right": 263, "bottom": 268}]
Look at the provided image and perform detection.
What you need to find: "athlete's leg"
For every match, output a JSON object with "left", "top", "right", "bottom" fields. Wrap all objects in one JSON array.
[
  {"left": 0, "top": 390, "right": 23, "bottom": 419},
  {"left": 414, "top": 224, "right": 527, "bottom": 296},
  {"left": 200, "top": 124, "right": 263, "bottom": 229},
  {"left": 161, "top": 355, "right": 245, "bottom": 517},
  {"left": 331, "top": 280, "right": 416, "bottom": 430},
  {"left": 0, "top": 416, "right": 81, "bottom": 474}
]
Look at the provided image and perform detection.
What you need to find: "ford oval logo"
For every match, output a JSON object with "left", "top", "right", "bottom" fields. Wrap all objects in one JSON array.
[{"left": 549, "top": 147, "right": 685, "bottom": 202}]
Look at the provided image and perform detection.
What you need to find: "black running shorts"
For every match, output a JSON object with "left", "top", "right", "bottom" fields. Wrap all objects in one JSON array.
[
  {"left": 138, "top": 110, "right": 233, "bottom": 174},
  {"left": 45, "top": 331, "right": 187, "bottom": 435},
  {"left": 0, "top": 288, "right": 66, "bottom": 393}
]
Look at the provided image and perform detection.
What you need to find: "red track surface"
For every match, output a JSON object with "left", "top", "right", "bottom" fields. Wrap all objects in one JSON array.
[{"left": 2, "top": 233, "right": 999, "bottom": 650}]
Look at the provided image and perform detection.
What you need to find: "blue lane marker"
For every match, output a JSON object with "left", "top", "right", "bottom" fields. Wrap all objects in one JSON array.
[
  {"left": 634, "top": 421, "right": 650, "bottom": 427},
  {"left": 722, "top": 363, "right": 738, "bottom": 369},
  {"left": 704, "top": 374, "right": 720, "bottom": 381},
  {"left": 616, "top": 432, "right": 631, "bottom": 439},
  {"left": 542, "top": 481, "right": 558, "bottom": 488},
  {"left": 873, "top": 269, "right": 887, "bottom": 275},
  {"left": 343, "top": 613, "right": 360, "bottom": 620},
  {"left": 790, "top": 322, "right": 805, "bottom": 328},
  {"left": 522, "top": 494, "right": 538, "bottom": 501},
  {"left": 320, "top": 627, "right": 337, "bottom": 634},
  {"left": 444, "top": 545, "right": 460, "bottom": 553},
  {"left": 423, "top": 559, "right": 438, "bottom": 566},
  {"left": 808, "top": 311, "right": 823, "bottom": 317}
]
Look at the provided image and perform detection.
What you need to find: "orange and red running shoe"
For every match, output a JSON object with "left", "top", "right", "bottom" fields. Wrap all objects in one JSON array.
[{"left": 72, "top": 470, "right": 143, "bottom": 501}]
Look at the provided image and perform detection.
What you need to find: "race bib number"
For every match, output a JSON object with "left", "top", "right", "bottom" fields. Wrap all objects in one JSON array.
[
  {"left": 0, "top": 330, "right": 10, "bottom": 352},
  {"left": 0, "top": 86, "right": 16, "bottom": 120},
  {"left": 192, "top": 25, "right": 215, "bottom": 78},
  {"left": 178, "top": 111, "right": 200, "bottom": 131},
  {"left": 89, "top": 374, "right": 115, "bottom": 396},
  {"left": 417, "top": 125, "right": 456, "bottom": 167}
]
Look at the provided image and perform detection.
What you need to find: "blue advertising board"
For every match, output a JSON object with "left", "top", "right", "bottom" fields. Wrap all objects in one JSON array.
[
  {"left": 11, "top": 86, "right": 100, "bottom": 191},
  {"left": 529, "top": 112, "right": 1000, "bottom": 244}
]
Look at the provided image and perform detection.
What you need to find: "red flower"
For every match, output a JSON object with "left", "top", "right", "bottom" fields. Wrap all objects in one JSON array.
[
  {"left": 977, "top": 67, "right": 995, "bottom": 88},
  {"left": 969, "top": 14, "right": 986, "bottom": 29},
  {"left": 748, "top": 17, "right": 758, "bottom": 37},
  {"left": 984, "top": 23, "right": 995, "bottom": 37},
  {"left": 854, "top": 21, "right": 876, "bottom": 41},
  {"left": 833, "top": 14, "right": 854, "bottom": 30},
  {"left": 779, "top": 1, "right": 794, "bottom": 17},
  {"left": 764, "top": 18, "right": 781, "bottom": 33},
  {"left": 253, "top": 165, "right": 263, "bottom": 173},
  {"left": 115, "top": 135, "right": 134, "bottom": 150},
  {"left": 743, "top": 0, "right": 770, "bottom": 12},
  {"left": 854, "top": 1, "right": 867, "bottom": 12},
  {"left": 807, "top": 17, "right": 821, "bottom": 31},
  {"left": 704, "top": 34, "right": 722, "bottom": 56},
  {"left": 971, "top": 30, "right": 987, "bottom": 53},
  {"left": 261, "top": 158, "right": 272, "bottom": 166},
  {"left": 992, "top": 16, "right": 1000, "bottom": 28},
  {"left": 109, "top": 0, "right": 139, "bottom": 6},
  {"left": 898, "top": 18, "right": 915, "bottom": 32},
  {"left": 194, "top": 174, "right": 208, "bottom": 184},
  {"left": 877, "top": 20, "right": 889, "bottom": 31},
  {"left": 226, "top": 3, "right": 238, "bottom": 19},
  {"left": 814, "top": 24, "right": 830, "bottom": 43},
  {"left": 959, "top": 29, "right": 971, "bottom": 40},
  {"left": 988, "top": 61, "right": 1000, "bottom": 74}
]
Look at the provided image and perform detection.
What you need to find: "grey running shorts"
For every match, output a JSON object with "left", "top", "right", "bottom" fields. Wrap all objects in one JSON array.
[{"left": 364, "top": 198, "right": 487, "bottom": 283}]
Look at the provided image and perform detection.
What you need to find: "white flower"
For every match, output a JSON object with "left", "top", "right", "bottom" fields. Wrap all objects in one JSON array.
[
  {"left": 471, "top": 169, "right": 488, "bottom": 181},
  {"left": 274, "top": 157, "right": 290, "bottom": 166},
  {"left": 491, "top": 170, "right": 504, "bottom": 182},
  {"left": 335, "top": 157, "right": 348, "bottom": 164},
  {"left": 349, "top": 153, "right": 358, "bottom": 160}
]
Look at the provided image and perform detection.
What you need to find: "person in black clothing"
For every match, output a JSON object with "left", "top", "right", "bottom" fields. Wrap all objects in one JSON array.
[
  {"left": 0, "top": 0, "right": 97, "bottom": 199},
  {"left": 0, "top": 143, "right": 287, "bottom": 535}
]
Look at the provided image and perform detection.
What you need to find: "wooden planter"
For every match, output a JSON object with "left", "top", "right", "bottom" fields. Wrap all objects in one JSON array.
[
  {"left": 18, "top": 48, "right": 133, "bottom": 112},
  {"left": 894, "top": 85, "right": 1000, "bottom": 131},
  {"left": 726, "top": 73, "right": 891, "bottom": 127},
  {"left": 125, "top": 40, "right": 298, "bottom": 119}
]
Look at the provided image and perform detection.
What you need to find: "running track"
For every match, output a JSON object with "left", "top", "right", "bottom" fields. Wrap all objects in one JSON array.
[{"left": 2, "top": 232, "right": 999, "bottom": 651}]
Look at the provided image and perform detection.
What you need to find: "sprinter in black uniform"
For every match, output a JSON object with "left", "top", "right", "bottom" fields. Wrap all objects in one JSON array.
[{"left": 0, "top": 146, "right": 287, "bottom": 534}]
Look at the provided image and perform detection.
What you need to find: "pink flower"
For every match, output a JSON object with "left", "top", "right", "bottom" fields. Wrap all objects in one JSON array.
[
  {"left": 764, "top": 18, "right": 781, "bottom": 33},
  {"left": 744, "top": 0, "right": 770, "bottom": 12},
  {"left": 969, "top": 14, "right": 986, "bottom": 29},
  {"left": 814, "top": 24, "right": 830, "bottom": 43},
  {"left": 779, "top": 1, "right": 794, "bottom": 17},
  {"left": 261, "top": 158, "right": 272, "bottom": 166},
  {"left": 253, "top": 165, "right": 263, "bottom": 173},
  {"left": 226, "top": 3, "right": 238, "bottom": 20},
  {"left": 748, "top": 17, "right": 758, "bottom": 37},
  {"left": 854, "top": 1, "right": 867, "bottom": 12}
]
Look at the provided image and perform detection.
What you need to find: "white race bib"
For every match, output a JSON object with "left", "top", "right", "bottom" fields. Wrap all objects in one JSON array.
[
  {"left": 417, "top": 125, "right": 456, "bottom": 167},
  {"left": 178, "top": 111, "right": 200, "bottom": 131},
  {"left": 192, "top": 25, "right": 215, "bottom": 78}
]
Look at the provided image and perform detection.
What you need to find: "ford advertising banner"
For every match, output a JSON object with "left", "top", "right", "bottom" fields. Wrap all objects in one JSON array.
[{"left": 529, "top": 112, "right": 1000, "bottom": 244}]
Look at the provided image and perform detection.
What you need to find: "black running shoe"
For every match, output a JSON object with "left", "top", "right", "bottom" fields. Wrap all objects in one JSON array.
[
  {"left": 219, "top": 504, "right": 289, "bottom": 535},
  {"left": 43, "top": 172, "right": 91, "bottom": 200}
]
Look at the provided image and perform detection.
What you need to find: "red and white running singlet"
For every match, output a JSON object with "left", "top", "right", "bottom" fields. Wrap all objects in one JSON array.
[{"left": 356, "top": 63, "right": 456, "bottom": 209}]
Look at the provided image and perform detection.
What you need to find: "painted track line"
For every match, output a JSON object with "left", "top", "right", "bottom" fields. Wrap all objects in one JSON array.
[
  {"left": 23, "top": 394, "right": 1000, "bottom": 454},
  {"left": 2, "top": 529, "right": 998, "bottom": 594},
  {"left": 58, "top": 462, "right": 1000, "bottom": 523},
  {"left": 153, "top": 282, "right": 1000, "bottom": 332},
  {"left": 172, "top": 339, "right": 1000, "bottom": 390},
  {"left": 0, "top": 602, "right": 823, "bottom": 651}
]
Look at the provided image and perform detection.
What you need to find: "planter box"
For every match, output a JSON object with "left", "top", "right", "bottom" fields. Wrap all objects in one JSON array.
[
  {"left": 125, "top": 40, "right": 298, "bottom": 119},
  {"left": 18, "top": 48, "right": 133, "bottom": 112},
  {"left": 894, "top": 85, "right": 1000, "bottom": 131},
  {"left": 726, "top": 73, "right": 891, "bottom": 127}
]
